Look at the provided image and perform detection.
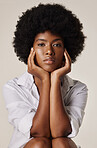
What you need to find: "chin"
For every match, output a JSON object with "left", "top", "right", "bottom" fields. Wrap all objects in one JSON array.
[{"left": 43, "top": 67, "right": 56, "bottom": 73}]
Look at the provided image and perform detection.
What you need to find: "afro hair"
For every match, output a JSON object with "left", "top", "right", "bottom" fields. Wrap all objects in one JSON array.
[{"left": 13, "top": 3, "right": 86, "bottom": 64}]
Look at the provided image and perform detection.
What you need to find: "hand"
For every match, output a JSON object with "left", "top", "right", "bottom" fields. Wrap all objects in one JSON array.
[
  {"left": 51, "top": 49, "right": 71, "bottom": 80},
  {"left": 28, "top": 48, "right": 49, "bottom": 81}
]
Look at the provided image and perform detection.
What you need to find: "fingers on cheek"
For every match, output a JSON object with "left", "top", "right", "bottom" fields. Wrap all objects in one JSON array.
[
  {"left": 31, "top": 51, "right": 36, "bottom": 64},
  {"left": 64, "top": 52, "right": 68, "bottom": 63},
  {"left": 28, "top": 58, "right": 31, "bottom": 72},
  {"left": 68, "top": 55, "right": 71, "bottom": 64},
  {"left": 64, "top": 52, "right": 71, "bottom": 71},
  {"left": 28, "top": 51, "right": 32, "bottom": 69},
  {"left": 65, "top": 51, "right": 71, "bottom": 64},
  {"left": 66, "top": 51, "right": 71, "bottom": 63}
]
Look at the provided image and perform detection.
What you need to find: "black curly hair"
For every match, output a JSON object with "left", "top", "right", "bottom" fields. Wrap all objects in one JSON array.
[{"left": 13, "top": 3, "right": 86, "bottom": 64}]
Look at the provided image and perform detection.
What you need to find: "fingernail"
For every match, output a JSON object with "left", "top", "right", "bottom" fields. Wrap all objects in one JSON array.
[{"left": 31, "top": 47, "right": 33, "bottom": 52}]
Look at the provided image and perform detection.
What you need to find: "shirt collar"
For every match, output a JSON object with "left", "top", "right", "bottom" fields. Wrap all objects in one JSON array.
[
  {"left": 66, "top": 75, "right": 74, "bottom": 89},
  {"left": 61, "top": 74, "right": 74, "bottom": 93},
  {"left": 17, "top": 72, "right": 34, "bottom": 90}
]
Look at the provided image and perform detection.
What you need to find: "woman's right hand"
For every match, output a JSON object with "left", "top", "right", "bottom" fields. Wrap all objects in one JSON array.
[{"left": 28, "top": 48, "right": 49, "bottom": 81}]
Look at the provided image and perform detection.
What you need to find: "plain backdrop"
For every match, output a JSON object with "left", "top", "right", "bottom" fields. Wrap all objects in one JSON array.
[{"left": 0, "top": 0, "right": 97, "bottom": 147}]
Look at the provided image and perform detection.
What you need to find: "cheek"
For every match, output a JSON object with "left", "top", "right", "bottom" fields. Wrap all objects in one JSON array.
[
  {"left": 35, "top": 49, "right": 43, "bottom": 64},
  {"left": 55, "top": 51, "right": 64, "bottom": 67},
  {"left": 56, "top": 51, "right": 64, "bottom": 61}
]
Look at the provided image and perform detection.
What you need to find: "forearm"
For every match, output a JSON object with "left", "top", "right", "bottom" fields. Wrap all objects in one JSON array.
[
  {"left": 50, "top": 77, "right": 72, "bottom": 138},
  {"left": 30, "top": 78, "right": 51, "bottom": 138}
]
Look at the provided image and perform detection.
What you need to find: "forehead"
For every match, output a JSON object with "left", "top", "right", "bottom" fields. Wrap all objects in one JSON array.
[{"left": 34, "top": 31, "right": 63, "bottom": 42}]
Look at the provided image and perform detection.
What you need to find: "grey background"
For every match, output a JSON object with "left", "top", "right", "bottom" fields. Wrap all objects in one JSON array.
[{"left": 0, "top": 0, "right": 97, "bottom": 147}]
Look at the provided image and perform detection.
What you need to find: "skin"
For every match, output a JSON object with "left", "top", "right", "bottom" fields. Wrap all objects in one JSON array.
[{"left": 25, "top": 31, "right": 77, "bottom": 148}]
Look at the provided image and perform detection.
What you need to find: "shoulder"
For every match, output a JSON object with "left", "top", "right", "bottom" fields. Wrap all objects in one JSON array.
[
  {"left": 63, "top": 75, "right": 88, "bottom": 110},
  {"left": 66, "top": 75, "right": 88, "bottom": 94},
  {"left": 3, "top": 72, "right": 34, "bottom": 104},
  {"left": 3, "top": 72, "right": 34, "bottom": 91}
]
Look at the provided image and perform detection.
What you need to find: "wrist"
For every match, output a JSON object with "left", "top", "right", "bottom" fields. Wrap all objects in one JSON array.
[
  {"left": 51, "top": 71, "right": 60, "bottom": 80},
  {"left": 51, "top": 75, "right": 61, "bottom": 85},
  {"left": 40, "top": 72, "right": 49, "bottom": 81},
  {"left": 41, "top": 75, "right": 50, "bottom": 85}
]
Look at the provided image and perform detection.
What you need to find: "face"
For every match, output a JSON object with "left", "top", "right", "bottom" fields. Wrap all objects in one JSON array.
[{"left": 33, "top": 31, "right": 65, "bottom": 72}]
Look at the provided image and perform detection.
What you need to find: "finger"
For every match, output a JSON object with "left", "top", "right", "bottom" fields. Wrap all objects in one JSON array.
[
  {"left": 64, "top": 51, "right": 71, "bottom": 67},
  {"left": 31, "top": 47, "right": 33, "bottom": 52},
  {"left": 30, "top": 49, "right": 36, "bottom": 66},
  {"left": 64, "top": 52, "right": 71, "bottom": 72},
  {"left": 31, "top": 47, "right": 34, "bottom": 52},
  {"left": 28, "top": 48, "right": 34, "bottom": 67},
  {"left": 64, "top": 51, "right": 69, "bottom": 65},
  {"left": 28, "top": 49, "right": 32, "bottom": 67},
  {"left": 65, "top": 50, "right": 71, "bottom": 64}
]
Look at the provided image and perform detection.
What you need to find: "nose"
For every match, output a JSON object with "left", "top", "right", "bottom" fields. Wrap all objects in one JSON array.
[{"left": 45, "top": 45, "right": 55, "bottom": 56}]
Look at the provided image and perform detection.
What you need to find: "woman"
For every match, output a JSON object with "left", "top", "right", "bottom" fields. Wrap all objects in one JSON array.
[{"left": 3, "top": 3, "right": 88, "bottom": 148}]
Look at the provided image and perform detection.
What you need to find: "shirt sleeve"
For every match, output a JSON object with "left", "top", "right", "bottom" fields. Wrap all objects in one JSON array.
[
  {"left": 3, "top": 82, "right": 36, "bottom": 139},
  {"left": 64, "top": 81, "right": 88, "bottom": 138}
]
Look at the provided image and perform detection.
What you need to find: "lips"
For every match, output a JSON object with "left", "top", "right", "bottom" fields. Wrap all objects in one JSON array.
[{"left": 43, "top": 57, "right": 55, "bottom": 64}]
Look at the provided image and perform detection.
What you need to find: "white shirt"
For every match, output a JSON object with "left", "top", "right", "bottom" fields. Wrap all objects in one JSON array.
[{"left": 3, "top": 72, "right": 88, "bottom": 148}]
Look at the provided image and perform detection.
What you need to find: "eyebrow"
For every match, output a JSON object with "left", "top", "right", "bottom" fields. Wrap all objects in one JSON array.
[{"left": 35, "top": 38, "right": 63, "bottom": 42}]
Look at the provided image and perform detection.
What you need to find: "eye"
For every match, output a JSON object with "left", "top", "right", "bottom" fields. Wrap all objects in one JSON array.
[
  {"left": 37, "top": 43, "right": 45, "bottom": 47},
  {"left": 53, "top": 43, "right": 62, "bottom": 47}
]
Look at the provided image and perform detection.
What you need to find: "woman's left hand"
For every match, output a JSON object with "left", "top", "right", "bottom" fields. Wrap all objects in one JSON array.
[{"left": 51, "top": 50, "right": 71, "bottom": 80}]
